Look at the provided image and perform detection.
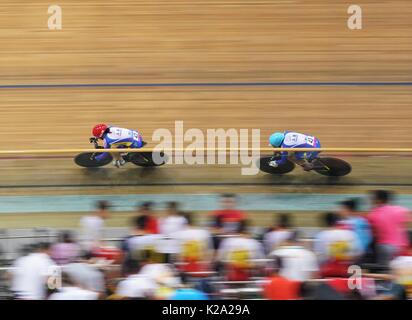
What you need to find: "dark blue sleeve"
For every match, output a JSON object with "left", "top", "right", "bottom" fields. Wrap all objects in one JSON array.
[
  {"left": 94, "top": 139, "right": 110, "bottom": 162},
  {"left": 95, "top": 152, "right": 109, "bottom": 162},
  {"left": 276, "top": 151, "right": 289, "bottom": 165}
]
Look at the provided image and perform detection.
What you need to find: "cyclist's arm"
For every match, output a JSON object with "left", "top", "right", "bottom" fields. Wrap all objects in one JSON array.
[
  {"left": 275, "top": 142, "right": 308, "bottom": 165},
  {"left": 275, "top": 151, "right": 289, "bottom": 165},
  {"left": 274, "top": 141, "right": 296, "bottom": 165},
  {"left": 95, "top": 140, "right": 111, "bottom": 161}
]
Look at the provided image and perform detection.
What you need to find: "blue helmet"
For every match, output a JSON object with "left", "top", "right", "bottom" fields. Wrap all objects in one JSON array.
[{"left": 269, "top": 132, "right": 285, "bottom": 147}]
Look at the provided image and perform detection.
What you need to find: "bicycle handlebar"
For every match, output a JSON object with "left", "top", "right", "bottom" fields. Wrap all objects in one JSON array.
[{"left": 89, "top": 137, "right": 100, "bottom": 149}]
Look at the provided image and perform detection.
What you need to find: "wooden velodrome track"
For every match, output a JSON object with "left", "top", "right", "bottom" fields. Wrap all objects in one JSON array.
[{"left": 0, "top": 0, "right": 412, "bottom": 227}]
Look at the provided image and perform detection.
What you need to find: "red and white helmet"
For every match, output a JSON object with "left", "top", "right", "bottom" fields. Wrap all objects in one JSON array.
[{"left": 92, "top": 124, "right": 108, "bottom": 138}]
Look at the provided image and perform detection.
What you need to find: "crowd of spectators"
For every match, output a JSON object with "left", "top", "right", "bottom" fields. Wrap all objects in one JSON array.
[{"left": 4, "top": 191, "right": 412, "bottom": 300}]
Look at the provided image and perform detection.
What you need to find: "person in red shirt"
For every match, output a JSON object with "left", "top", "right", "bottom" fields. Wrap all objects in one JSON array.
[
  {"left": 135, "top": 202, "right": 159, "bottom": 234},
  {"left": 211, "top": 194, "right": 247, "bottom": 233},
  {"left": 263, "top": 256, "right": 301, "bottom": 300}
]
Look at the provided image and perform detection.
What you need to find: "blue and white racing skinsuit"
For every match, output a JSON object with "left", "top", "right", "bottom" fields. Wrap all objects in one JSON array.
[
  {"left": 95, "top": 126, "right": 144, "bottom": 162},
  {"left": 274, "top": 131, "right": 321, "bottom": 165}
]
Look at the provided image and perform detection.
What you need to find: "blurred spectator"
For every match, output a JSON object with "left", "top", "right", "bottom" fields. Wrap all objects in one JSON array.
[
  {"left": 159, "top": 202, "right": 187, "bottom": 236},
  {"left": 92, "top": 245, "right": 123, "bottom": 264},
  {"left": 157, "top": 202, "right": 188, "bottom": 261},
  {"left": 314, "top": 212, "right": 361, "bottom": 277},
  {"left": 51, "top": 231, "right": 81, "bottom": 265},
  {"left": 48, "top": 271, "right": 99, "bottom": 300},
  {"left": 270, "top": 230, "right": 319, "bottom": 281},
  {"left": 263, "top": 256, "right": 301, "bottom": 300},
  {"left": 210, "top": 215, "right": 226, "bottom": 251},
  {"left": 263, "top": 213, "right": 294, "bottom": 254},
  {"left": 115, "top": 274, "right": 157, "bottom": 300},
  {"left": 338, "top": 199, "right": 372, "bottom": 255},
  {"left": 216, "top": 220, "right": 265, "bottom": 281},
  {"left": 388, "top": 250, "right": 412, "bottom": 298},
  {"left": 79, "top": 200, "right": 110, "bottom": 252},
  {"left": 115, "top": 262, "right": 181, "bottom": 300},
  {"left": 365, "top": 265, "right": 408, "bottom": 300},
  {"left": 10, "top": 242, "right": 56, "bottom": 300},
  {"left": 5, "top": 193, "right": 410, "bottom": 300},
  {"left": 64, "top": 252, "right": 106, "bottom": 295},
  {"left": 138, "top": 262, "right": 182, "bottom": 299},
  {"left": 211, "top": 194, "right": 247, "bottom": 233},
  {"left": 368, "top": 190, "right": 410, "bottom": 268},
  {"left": 170, "top": 213, "right": 213, "bottom": 274},
  {"left": 136, "top": 201, "right": 159, "bottom": 234},
  {"left": 121, "top": 215, "right": 165, "bottom": 275}
]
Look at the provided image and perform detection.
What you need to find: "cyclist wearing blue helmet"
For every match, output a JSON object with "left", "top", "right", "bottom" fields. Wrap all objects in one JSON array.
[{"left": 268, "top": 131, "right": 321, "bottom": 171}]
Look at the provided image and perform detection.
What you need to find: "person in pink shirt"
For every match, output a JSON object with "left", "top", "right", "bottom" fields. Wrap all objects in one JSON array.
[
  {"left": 368, "top": 190, "right": 410, "bottom": 268},
  {"left": 51, "top": 231, "right": 81, "bottom": 265}
]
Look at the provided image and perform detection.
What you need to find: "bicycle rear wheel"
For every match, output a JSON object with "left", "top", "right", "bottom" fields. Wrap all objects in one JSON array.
[
  {"left": 258, "top": 156, "right": 296, "bottom": 174},
  {"left": 74, "top": 152, "right": 113, "bottom": 168},
  {"left": 129, "top": 152, "right": 169, "bottom": 167},
  {"left": 313, "top": 157, "right": 352, "bottom": 177}
]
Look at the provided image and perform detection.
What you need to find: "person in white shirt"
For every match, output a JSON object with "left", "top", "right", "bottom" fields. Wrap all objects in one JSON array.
[
  {"left": 116, "top": 262, "right": 181, "bottom": 300},
  {"left": 170, "top": 213, "right": 213, "bottom": 271},
  {"left": 49, "top": 286, "right": 99, "bottom": 300},
  {"left": 48, "top": 272, "right": 99, "bottom": 300},
  {"left": 263, "top": 213, "right": 294, "bottom": 254},
  {"left": 115, "top": 274, "right": 157, "bottom": 299},
  {"left": 313, "top": 212, "right": 361, "bottom": 264},
  {"left": 9, "top": 254, "right": 29, "bottom": 298},
  {"left": 139, "top": 263, "right": 181, "bottom": 291},
  {"left": 159, "top": 202, "right": 187, "bottom": 236},
  {"left": 79, "top": 200, "right": 110, "bottom": 252},
  {"left": 122, "top": 215, "right": 165, "bottom": 274},
  {"left": 389, "top": 253, "right": 412, "bottom": 298},
  {"left": 270, "top": 230, "right": 319, "bottom": 282},
  {"left": 158, "top": 202, "right": 188, "bottom": 259},
  {"left": 10, "top": 242, "right": 57, "bottom": 300},
  {"left": 216, "top": 220, "right": 265, "bottom": 279},
  {"left": 63, "top": 253, "right": 106, "bottom": 294}
]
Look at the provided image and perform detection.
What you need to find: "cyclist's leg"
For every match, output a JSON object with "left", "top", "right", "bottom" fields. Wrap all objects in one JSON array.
[
  {"left": 307, "top": 140, "right": 322, "bottom": 165},
  {"left": 122, "top": 136, "right": 146, "bottom": 162},
  {"left": 132, "top": 140, "right": 143, "bottom": 149},
  {"left": 132, "top": 132, "right": 146, "bottom": 148},
  {"left": 290, "top": 152, "right": 314, "bottom": 171},
  {"left": 111, "top": 145, "right": 127, "bottom": 165}
]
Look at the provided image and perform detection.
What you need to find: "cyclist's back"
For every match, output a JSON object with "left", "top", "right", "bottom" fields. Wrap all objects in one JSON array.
[
  {"left": 103, "top": 127, "right": 141, "bottom": 149},
  {"left": 281, "top": 131, "right": 318, "bottom": 149}
]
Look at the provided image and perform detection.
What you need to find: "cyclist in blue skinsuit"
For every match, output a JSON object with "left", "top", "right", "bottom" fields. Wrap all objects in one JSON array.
[
  {"left": 91, "top": 124, "right": 145, "bottom": 168},
  {"left": 268, "top": 131, "right": 321, "bottom": 171}
]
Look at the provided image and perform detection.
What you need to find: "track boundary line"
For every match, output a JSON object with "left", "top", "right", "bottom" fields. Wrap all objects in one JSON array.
[
  {"left": 2, "top": 182, "right": 412, "bottom": 188},
  {"left": 1, "top": 81, "right": 412, "bottom": 90},
  {"left": 2, "top": 147, "right": 412, "bottom": 155},
  {"left": 1, "top": 153, "right": 411, "bottom": 160}
]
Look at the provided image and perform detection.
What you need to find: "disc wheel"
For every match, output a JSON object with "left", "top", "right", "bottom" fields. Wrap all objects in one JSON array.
[
  {"left": 74, "top": 152, "right": 113, "bottom": 168},
  {"left": 258, "top": 156, "right": 296, "bottom": 174},
  {"left": 129, "top": 152, "right": 168, "bottom": 167},
  {"left": 313, "top": 157, "right": 352, "bottom": 177}
]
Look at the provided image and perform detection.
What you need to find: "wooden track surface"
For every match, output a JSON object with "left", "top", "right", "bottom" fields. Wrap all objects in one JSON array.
[
  {"left": 1, "top": 87, "right": 412, "bottom": 150},
  {"left": 1, "top": 0, "right": 412, "bottom": 203},
  {"left": 1, "top": 156, "right": 412, "bottom": 190},
  {"left": 1, "top": 0, "right": 412, "bottom": 84},
  {"left": 1, "top": 1, "right": 411, "bottom": 149}
]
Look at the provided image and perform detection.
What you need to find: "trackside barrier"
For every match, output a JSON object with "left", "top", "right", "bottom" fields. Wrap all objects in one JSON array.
[{"left": 1, "top": 147, "right": 412, "bottom": 154}]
